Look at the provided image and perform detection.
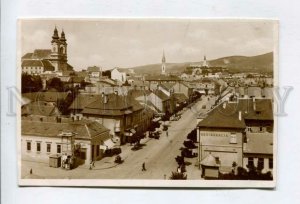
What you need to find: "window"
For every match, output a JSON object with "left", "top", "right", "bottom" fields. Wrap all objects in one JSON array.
[
  {"left": 269, "top": 158, "right": 273, "bottom": 169},
  {"left": 248, "top": 157, "right": 254, "bottom": 168},
  {"left": 26, "top": 142, "right": 31, "bottom": 151},
  {"left": 57, "top": 145, "right": 61, "bottom": 153},
  {"left": 229, "top": 133, "right": 237, "bottom": 144},
  {"left": 36, "top": 142, "right": 41, "bottom": 152},
  {"left": 47, "top": 144, "right": 51, "bottom": 153},
  {"left": 257, "top": 158, "right": 264, "bottom": 170}
]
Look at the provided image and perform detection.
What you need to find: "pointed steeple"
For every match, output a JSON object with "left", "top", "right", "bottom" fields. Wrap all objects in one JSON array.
[
  {"left": 161, "top": 50, "right": 166, "bottom": 75},
  {"left": 60, "top": 29, "right": 66, "bottom": 44},
  {"left": 162, "top": 50, "right": 166, "bottom": 63},
  {"left": 52, "top": 26, "right": 59, "bottom": 43}
]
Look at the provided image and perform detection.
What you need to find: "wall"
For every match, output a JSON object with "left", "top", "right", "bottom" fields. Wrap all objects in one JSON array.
[{"left": 199, "top": 128, "right": 244, "bottom": 168}]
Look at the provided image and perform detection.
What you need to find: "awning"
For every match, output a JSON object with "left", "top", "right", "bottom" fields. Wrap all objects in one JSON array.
[{"left": 100, "top": 139, "right": 115, "bottom": 150}]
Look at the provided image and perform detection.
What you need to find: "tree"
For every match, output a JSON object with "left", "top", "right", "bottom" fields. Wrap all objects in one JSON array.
[
  {"left": 169, "top": 172, "right": 187, "bottom": 180},
  {"left": 47, "top": 77, "right": 64, "bottom": 92},
  {"left": 21, "top": 73, "right": 43, "bottom": 93}
]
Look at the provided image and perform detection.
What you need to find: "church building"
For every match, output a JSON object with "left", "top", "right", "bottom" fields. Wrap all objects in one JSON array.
[{"left": 21, "top": 27, "right": 73, "bottom": 75}]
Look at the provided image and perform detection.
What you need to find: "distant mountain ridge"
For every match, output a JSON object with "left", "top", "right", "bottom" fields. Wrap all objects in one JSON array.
[{"left": 122, "top": 52, "right": 273, "bottom": 75}]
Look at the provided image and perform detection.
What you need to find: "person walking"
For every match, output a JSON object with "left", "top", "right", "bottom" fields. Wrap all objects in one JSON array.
[
  {"left": 166, "top": 131, "right": 168, "bottom": 137},
  {"left": 142, "top": 162, "right": 146, "bottom": 171}
]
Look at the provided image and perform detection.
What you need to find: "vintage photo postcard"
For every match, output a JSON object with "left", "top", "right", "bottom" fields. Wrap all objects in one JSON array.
[{"left": 18, "top": 18, "right": 278, "bottom": 187}]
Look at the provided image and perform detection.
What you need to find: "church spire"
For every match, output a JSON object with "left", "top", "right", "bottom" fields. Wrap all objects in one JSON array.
[
  {"left": 161, "top": 50, "right": 166, "bottom": 75},
  {"left": 51, "top": 26, "right": 59, "bottom": 43}
]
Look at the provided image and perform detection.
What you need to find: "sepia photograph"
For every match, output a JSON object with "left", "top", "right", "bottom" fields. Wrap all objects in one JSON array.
[{"left": 18, "top": 19, "right": 278, "bottom": 187}]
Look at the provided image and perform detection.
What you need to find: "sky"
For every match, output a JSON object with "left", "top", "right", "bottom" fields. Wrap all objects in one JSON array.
[{"left": 20, "top": 19, "right": 276, "bottom": 71}]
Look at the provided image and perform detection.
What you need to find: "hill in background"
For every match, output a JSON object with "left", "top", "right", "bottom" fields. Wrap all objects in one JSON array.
[{"left": 121, "top": 52, "right": 273, "bottom": 75}]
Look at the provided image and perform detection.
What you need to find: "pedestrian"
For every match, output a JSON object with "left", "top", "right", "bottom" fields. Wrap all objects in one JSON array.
[
  {"left": 89, "top": 160, "right": 93, "bottom": 170},
  {"left": 166, "top": 131, "right": 168, "bottom": 137},
  {"left": 29, "top": 168, "right": 32, "bottom": 174},
  {"left": 92, "top": 160, "right": 95, "bottom": 167},
  {"left": 142, "top": 162, "right": 146, "bottom": 171}
]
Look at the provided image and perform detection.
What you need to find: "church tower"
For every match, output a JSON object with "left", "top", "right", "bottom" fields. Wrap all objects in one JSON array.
[
  {"left": 59, "top": 29, "right": 68, "bottom": 72},
  {"left": 161, "top": 50, "right": 166, "bottom": 75},
  {"left": 202, "top": 55, "right": 208, "bottom": 68},
  {"left": 50, "top": 27, "right": 68, "bottom": 72},
  {"left": 50, "top": 26, "right": 61, "bottom": 72}
]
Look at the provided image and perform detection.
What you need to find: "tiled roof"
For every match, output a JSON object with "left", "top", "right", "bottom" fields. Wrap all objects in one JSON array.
[
  {"left": 22, "top": 59, "right": 43, "bottom": 67},
  {"left": 238, "top": 99, "right": 273, "bottom": 121},
  {"left": 22, "top": 91, "right": 69, "bottom": 103},
  {"left": 172, "top": 93, "right": 188, "bottom": 103},
  {"left": 159, "top": 82, "right": 175, "bottom": 91},
  {"left": 244, "top": 132, "right": 273, "bottom": 154},
  {"left": 22, "top": 53, "right": 33, "bottom": 59},
  {"left": 69, "top": 94, "right": 101, "bottom": 110},
  {"left": 22, "top": 102, "right": 60, "bottom": 116},
  {"left": 22, "top": 59, "right": 54, "bottom": 71},
  {"left": 82, "top": 94, "right": 144, "bottom": 116},
  {"left": 154, "top": 90, "right": 169, "bottom": 101},
  {"left": 22, "top": 119, "right": 110, "bottom": 140},
  {"left": 198, "top": 103, "right": 246, "bottom": 129},
  {"left": 32, "top": 49, "right": 51, "bottom": 59},
  {"left": 145, "top": 75, "right": 181, "bottom": 81},
  {"left": 41, "top": 60, "right": 55, "bottom": 71},
  {"left": 198, "top": 99, "right": 273, "bottom": 129}
]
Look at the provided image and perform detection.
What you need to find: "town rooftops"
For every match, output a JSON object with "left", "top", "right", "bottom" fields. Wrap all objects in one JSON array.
[
  {"left": 22, "top": 91, "right": 70, "bottom": 103},
  {"left": 22, "top": 49, "right": 52, "bottom": 60},
  {"left": 145, "top": 74, "right": 181, "bottom": 81},
  {"left": 159, "top": 82, "right": 175, "bottom": 91},
  {"left": 244, "top": 132, "right": 273, "bottom": 154},
  {"left": 21, "top": 59, "right": 55, "bottom": 71},
  {"left": 69, "top": 94, "right": 101, "bottom": 110},
  {"left": 22, "top": 101, "right": 61, "bottom": 116},
  {"left": 87, "top": 66, "right": 100, "bottom": 72},
  {"left": 154, "top": 90, "right": 169, "bottom": 101},
  {"left": 198, "top": 102, "right": 246, "bottom": 129},
  {"left": 198, "top": 98, "right": 273, "bottom": 129},
  {"left": 21, "top": 119, "right": 110, "bottom": 140},
  {"left": 172, "top": 93, "right": 188, "bottom": 104},
  {"left": 81, "top": 94, "right": 144, "bottom": 116}
]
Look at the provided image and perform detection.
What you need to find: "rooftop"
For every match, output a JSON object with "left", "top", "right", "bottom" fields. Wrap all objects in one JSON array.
[{"left": 22, "top": 119, "right": 110, "bottom": 140}]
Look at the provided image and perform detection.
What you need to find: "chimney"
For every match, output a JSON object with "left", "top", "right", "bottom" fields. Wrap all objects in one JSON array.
[{"left": 238, "top": 111, "right": 242, "bottom": 121}]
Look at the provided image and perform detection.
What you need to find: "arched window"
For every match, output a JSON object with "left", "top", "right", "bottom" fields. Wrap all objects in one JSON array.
[
  {"left": 60, "top": 47, "right": 64, "bottom": 54},
  {"left": 53, "top": 46, "right": 56, "bottom": 52}
]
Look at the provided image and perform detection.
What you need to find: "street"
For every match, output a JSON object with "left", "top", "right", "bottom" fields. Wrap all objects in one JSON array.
[{"left": 21, "top": 95, "right": 216, "bottom": 179}]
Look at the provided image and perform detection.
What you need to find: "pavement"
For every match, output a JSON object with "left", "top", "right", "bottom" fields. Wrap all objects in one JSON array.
[{"left": 21, "top": 95, "right": 216, "bottom": 180}]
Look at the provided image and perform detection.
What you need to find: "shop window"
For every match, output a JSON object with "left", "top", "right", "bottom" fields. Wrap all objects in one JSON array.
[{"left": 26, "top": 142, "right": 31, "bottom": 151}]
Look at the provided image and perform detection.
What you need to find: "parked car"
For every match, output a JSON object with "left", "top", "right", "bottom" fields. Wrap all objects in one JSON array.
[
  {"left": 183, "top": 140, "right": 197, "bottom": 149},
  {"left": 149, "top": 131, "right": 160, "bottom": 139},
  {"left": 181, "top": 148, "right": 196, "bottom": 158},
  {"left": 104, "top": 147, "right": 122, "bottom": 156}
]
